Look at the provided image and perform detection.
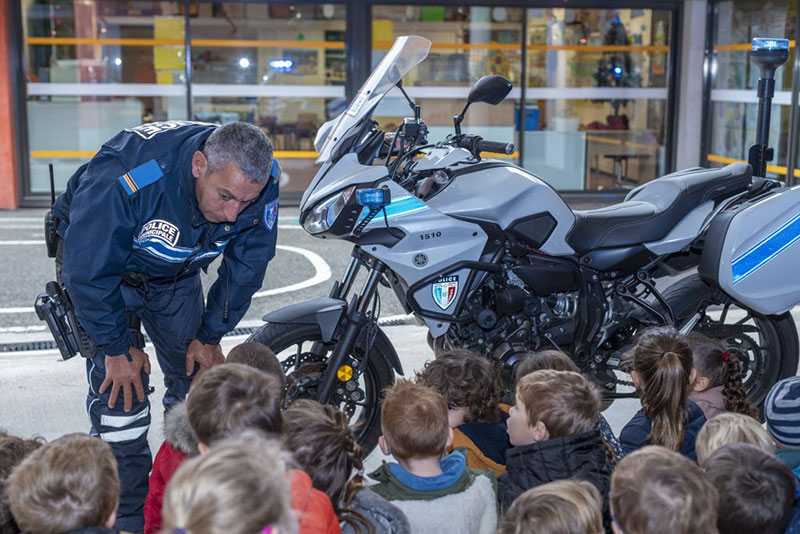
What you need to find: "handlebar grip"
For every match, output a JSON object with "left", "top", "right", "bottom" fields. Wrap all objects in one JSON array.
[{"left": 476, "top": 140, "right": 515, "bottom": 155}]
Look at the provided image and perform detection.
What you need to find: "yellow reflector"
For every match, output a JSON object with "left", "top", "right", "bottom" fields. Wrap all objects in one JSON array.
[{"left": 337, "top": 365, "right": 354, "bottom": 382}]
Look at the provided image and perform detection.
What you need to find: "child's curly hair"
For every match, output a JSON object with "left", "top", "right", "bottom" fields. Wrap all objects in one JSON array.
[
  {"left": 415, "top": 348, "right": 504, "bottom": 424},
  {"left": 687, "top": 332, "right": 758, "bottom": 419}
]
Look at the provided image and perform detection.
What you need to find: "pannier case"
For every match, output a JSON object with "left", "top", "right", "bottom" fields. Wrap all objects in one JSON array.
[{"left": 699, "top": 185, "right": 800, "bottom": 315}]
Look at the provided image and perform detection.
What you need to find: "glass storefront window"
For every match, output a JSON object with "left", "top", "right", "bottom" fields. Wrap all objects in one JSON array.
[
  {"left": 18, "top": 2, "right": 679, "bottom": 200},
  {"left": 371, "top": 5, "right": 523, "bottom": 161},
  {"left": 189, "top": 2, "right": 347, "bottom": 196},
  {"left": 523, "top": 8, "right": 671, "bottom": 191},
  {"left": 707, "top": 0, "right": 797, "bottom": 179},
  {"left": 23, "top": 0, "right": 186, "bottom": 192}
]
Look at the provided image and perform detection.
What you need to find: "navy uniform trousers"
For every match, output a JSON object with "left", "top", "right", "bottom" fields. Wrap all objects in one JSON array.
[{"left": 86, "top": 273, "right": 202, "bottom": 533}]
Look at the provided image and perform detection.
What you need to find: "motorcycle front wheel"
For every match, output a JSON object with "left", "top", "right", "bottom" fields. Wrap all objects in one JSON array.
[{"left": 246, "top": 322, "right": 396, "bottom": 452}]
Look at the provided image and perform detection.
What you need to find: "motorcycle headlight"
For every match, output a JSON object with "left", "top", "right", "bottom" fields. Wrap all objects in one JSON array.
[{"left": 302, "top": 186, "right": 356, "bottom": 234}]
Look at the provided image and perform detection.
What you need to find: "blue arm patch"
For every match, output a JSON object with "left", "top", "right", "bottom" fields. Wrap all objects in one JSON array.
[
  {"left": 118, "top": 159, "right": 164, "bottom": 195},
  {"left": 270, "top": 158, "right": 281, "bottom": 180}
]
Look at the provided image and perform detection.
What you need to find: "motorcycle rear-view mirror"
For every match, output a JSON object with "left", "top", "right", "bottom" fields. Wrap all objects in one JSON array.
[
  {"left": 454, "top": 75, "right": 512, "bottom": 135},
  {"left": 467, "top": 75, "right": 512, "bottom": 106}
]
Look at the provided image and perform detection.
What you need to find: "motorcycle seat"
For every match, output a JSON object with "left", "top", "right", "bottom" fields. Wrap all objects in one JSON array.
[{"left": 567, "top": 162, "right": 752, "bottom": 253}]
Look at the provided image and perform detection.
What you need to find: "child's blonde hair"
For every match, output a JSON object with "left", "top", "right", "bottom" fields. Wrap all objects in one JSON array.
[
  {"left": 695, "top": 412, "right": 773, "bottom": 464},
  {"left": 497, "top": 479, "right": 603, "bottom": 534},
  {"left": 7, "top": 433, "right": 118, "bottom": 534},
  {"left": 611, "top": 446, "right": 718, "bottom": 534},
  {"left": 516, "top": 370, "right": 600, "bottom": 438},
  {"left": 161, "top": 435, "right": 296, "bottom": 534}
]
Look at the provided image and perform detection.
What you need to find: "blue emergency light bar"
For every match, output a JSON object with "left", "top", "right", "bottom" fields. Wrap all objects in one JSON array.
[
  {"left": 356, "top": 188, "right": 391, "bottom": 208},
  {"left": 752, "top": 38, "right": 790, "bottom": 52}
]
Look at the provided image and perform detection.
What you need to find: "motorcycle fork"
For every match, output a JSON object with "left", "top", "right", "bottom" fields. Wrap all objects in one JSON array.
[{"left": 316, "top": 256, "right": 387, "bottom": 403}]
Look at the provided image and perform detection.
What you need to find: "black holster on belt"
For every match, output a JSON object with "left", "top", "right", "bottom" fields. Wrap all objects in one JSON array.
[{"left": 35, "top": 217, "right": 144, "bottom": 359}]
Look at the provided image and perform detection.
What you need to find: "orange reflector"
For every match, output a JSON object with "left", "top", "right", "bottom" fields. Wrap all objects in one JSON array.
[{"left": 337, "top": 365, "right": 354, "bottom": 382}]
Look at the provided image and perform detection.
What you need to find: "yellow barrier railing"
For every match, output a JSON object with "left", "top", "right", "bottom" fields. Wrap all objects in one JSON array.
[
  {"left": 27, "top": 37, "right": 668, "bottom": 54},
  {"left": 707, "top": 153, "right": 800, "bottom": 178},
  {"left": 714, "top": 41, "right": 796, "bottom": 52},
  {"left": 31, "top": 150, "right": 319, "bottom": 159},
  {"left": 32, "top": 149, "right": 518, "bottom": 160}
]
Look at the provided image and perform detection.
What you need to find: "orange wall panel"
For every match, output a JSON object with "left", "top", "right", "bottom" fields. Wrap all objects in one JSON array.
[{"left": 0, "top": 3, "right": 19, "bottom": 209}]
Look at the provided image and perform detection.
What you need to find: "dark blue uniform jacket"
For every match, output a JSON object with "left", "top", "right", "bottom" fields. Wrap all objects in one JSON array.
[{"left": 52, "top": 121, "right": 279, "bottom": 356}]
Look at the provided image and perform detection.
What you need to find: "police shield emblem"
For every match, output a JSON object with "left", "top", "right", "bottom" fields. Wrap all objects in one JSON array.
[
  {"left": 263, "top": 199, "right": 278, "bottom": 231},
  {"left": 432, "top": 275, "right": 459, "bottom": 310}
]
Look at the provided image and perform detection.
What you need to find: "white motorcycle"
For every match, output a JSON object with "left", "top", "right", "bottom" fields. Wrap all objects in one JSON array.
[{"left": 250, "top": 36, "right": 800, "bottom": 448}]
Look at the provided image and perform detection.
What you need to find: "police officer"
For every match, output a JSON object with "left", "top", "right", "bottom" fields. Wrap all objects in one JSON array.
[{"left": 51, "top": 120, "right": 279, "bottom": 532}]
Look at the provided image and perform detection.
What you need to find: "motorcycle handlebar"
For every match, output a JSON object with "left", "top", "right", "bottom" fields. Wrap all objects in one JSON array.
[
  {"left": 476, "top": 139, "right": 515, "bottom": 155},
  {"left": 455, "top": 135, "right": 515, "bottom": 156}
]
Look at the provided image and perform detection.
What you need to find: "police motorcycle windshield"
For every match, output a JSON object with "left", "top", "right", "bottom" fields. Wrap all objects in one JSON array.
[{"left": 315, "top": 35, "right": 431, "bottom": 164}]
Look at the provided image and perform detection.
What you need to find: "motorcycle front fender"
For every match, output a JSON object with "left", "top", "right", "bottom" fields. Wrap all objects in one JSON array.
[
  {"left": 262, "top": 296, "right": 405, "bottom": 375},
  {"left": 262, "top": 296, "right": 346, "bottom": 343}
]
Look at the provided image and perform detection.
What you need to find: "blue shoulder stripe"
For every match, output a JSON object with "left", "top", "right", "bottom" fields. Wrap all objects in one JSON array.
[{"left": 118, "top": 159, "right": 164, "bottom": 196}]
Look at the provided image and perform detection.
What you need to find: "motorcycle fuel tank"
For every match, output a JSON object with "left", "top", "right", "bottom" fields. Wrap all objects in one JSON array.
[{"left": 425, "top": 161, "right": 576, "bottom": 256}]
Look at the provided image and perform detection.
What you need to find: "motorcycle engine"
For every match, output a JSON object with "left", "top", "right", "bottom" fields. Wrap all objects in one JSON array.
[{"left": 447, "top": 266, "right": 580, "bottom": 384}]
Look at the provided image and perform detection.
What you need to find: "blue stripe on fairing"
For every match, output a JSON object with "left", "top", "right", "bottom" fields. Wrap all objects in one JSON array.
[
  {"left": 732, "top": 211, "right": 800, "bottom": 284},
  {"left": 356, "top": 195, "right": 429, "bottom": 225}
]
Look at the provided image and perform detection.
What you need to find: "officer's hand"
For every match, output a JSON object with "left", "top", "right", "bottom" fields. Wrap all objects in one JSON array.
[
  {"left": 99, "top": 347, "right": 152, "bottom": 413},
  {"left": 186, "top": 339, "right": 225, "bottom": 385}
]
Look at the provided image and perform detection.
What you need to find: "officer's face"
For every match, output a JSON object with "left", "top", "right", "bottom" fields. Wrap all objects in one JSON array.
[{"left": 192, "top": 151, "right": 265, "bottom": 223}]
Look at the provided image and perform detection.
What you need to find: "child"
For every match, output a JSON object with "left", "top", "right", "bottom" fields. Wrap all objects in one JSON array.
[
  {"left": 765, "top": 376, "right": 800, "bottom": 476},
  {"left": 162, "top": 435, "right": 295, "bottom": 534},
  {"left": 620, "top": 326, "right": 707, "bottom": 460},
  {"left": 610, "top": 445, "right": 718, "bottom": 534},
  {"left": 499, "top": 370, "right": 612, "bottom": 514},
  {"left": 368, "top": 380, "right": 497, "bottom": 534},
  {"left": 687, "top": 332, "right": 758, "bottom": 420},
  {"left": 226, "top": 342, "right": 286, "bottom": 391},
  {"left": 6, "top": 433, "right": 123, "bottom": 534},
  {"left": 497, "top": 479, "right": 604, "bottom": 534},
  {"left": 513, "top": 349, "right": 624, "bottom": 460},
  {"left": 695, "top": 412, "right": 774, "bottom": 464},
  {"left": 186, "top": 364, "right": 340, "bottom": 534},
  {"left": 0, "top": 433, "right": 43, "bottom": 534},
  {"left": 283, "top": 399, "right": 410, "bottom": 534},
  {"left": 415, "top": 349, "right": 511, "bottom": 474},
  {"left": 144, "top": 343, "right": 286, "bottom": 534},
  {"left": 703, "top": 443, "right": 795, "bottom": 534}
]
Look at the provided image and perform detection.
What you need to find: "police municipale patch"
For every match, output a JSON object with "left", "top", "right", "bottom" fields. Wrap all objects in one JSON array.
[{"left": 138, "top": 219, "right": 180, "bottom": 247}]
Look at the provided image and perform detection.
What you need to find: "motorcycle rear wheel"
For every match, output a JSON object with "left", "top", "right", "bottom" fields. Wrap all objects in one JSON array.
[{"left": 246, "top": 322, "right": 396, "bottom": 452}]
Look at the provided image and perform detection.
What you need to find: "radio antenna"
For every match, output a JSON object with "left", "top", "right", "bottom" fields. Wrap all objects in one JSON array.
[{"left": 48, "top": 163, "right": 56, "bottom": 207}]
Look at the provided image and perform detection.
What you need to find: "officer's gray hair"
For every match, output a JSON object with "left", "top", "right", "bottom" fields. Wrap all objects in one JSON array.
[{"left": 203, "top": 122, "right": 274, "bottom": 184}]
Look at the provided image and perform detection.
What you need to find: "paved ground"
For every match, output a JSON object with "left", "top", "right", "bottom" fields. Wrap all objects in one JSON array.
[
  {"left": 0, "top": 203, "right": 642, "bottom": 472},
  {"left": 0, "top": 207, "right": 407, "bottom": 340},
  {"left": 0, "top": 324, "right": 642, "bottom": 473},
  {"left": 2, "top": 203, "right": 799, "bottom": 472}
]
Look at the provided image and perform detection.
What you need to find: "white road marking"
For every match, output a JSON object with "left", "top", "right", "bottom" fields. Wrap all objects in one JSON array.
[
  {"left": 0, "top": 325, "right": 47, "bottom": 333},
  {"left": 252, "top": 245, "right": 331, "bottom": 297},
  {"left": 0, "top": 225, "right": 302, "bottom": 245},
  {"left": 0, "top": 307, "right": 37, "bottom": 314},
  {"left": 0, "top": 244, "right": 331, "bottom": 317}
]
